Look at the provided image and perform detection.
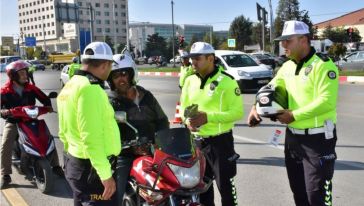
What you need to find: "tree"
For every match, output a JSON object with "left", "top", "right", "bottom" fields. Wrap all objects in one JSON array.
[
  {"left": 144, "top": 33, "right": 167, "bottom": 57},
  {"left": 166, "top": 37, "right": 179, "bottom": 60},
  {"left": 251, "top": 22, "right": 271, "bottom": 51},
  {"left": 229, "top": 15, "right": 253, "bottom": 51},
  {"left": 104, "top": 36, "right": 114, "bottom": 53},
  {"left": 33, "top": 46, "right": 43, "bottom": 60},
  {"left": 203, "top": 32, "right": 220, "bottom": 49},
  {"left": 322, "top": 26, "right": 362, "bottom": 43},
  {"left": 328, "top": 43, "right": 347, "bottom": 61},
  {"left": 186, "top": 35, "right": 199, "bottom": 52},
  {"left": 299, "top": 10, "right": 315, "bottom": 38},
  {"left": 26, "top": 47, "right": 35, "bottom": 59}
]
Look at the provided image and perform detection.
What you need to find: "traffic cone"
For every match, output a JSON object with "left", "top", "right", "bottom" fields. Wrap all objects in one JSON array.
[{"left": 171, "top": 101, "right": 183, "bottom": 124}]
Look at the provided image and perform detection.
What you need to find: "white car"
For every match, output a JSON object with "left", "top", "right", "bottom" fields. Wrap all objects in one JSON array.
[
  {"left": 215, "top": 50, "right": 273, "bottom": 91},
  {"left": 170, "top": 56, "right": 181, "bottom": 63},
  {"left": 60, "top": 65, "right": 70, "bottom": 87}
]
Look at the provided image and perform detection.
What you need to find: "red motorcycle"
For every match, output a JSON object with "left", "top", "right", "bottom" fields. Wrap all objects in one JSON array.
[
  {"left": 114, "top": 112, "right": 211, "bottom": 206},
  {"left": 10, "top": 92, "right": 58, "bottom": 193}
]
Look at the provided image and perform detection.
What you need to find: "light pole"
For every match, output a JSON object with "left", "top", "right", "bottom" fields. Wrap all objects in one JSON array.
[
  {"left": 112, "top": 0, "right": 118, "bottom": 53},
  {"left": 42, "top": 19, "right": 46, "bottom": 52},
  {"left": 126, "top": 0, "right": 130, "bottom": 50},
  {"left": 171, "top": 0, "right": 176, "bottom": 68},
  {"left": 268, "top": 0, "right": 274, "bottom": 53}
]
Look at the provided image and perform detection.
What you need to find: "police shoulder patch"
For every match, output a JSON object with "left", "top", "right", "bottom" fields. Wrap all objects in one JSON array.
[
  {"left": 234, "top": 87, "right": 241, "bottom": 96},
  {"left": 327, "top": 70, "right": 336, "bottom": 79}
]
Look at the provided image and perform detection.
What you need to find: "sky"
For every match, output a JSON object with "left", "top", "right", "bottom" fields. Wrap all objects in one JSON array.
[{"left": 1, "top": 0, "right": 364, "bottom": 38}]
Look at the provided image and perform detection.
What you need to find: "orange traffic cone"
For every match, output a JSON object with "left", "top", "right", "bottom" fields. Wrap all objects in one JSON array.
[{"left": 171, "top": 101, "right": 183, "bottom": 124}]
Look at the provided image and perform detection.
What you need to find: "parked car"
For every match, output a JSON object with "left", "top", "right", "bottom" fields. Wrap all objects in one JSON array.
[
  {"left": 215, "top": 50, "right": 273, "bottom": 92},
  {"left": 60, "top": 65, "right": 70, "bottom": 87},
  {"left": 0, "top": 56, "right": 21, "bottom": 72},
  {"left": 148, "top": 56, "right": 159, "bottom": 65},
  {"left": 250, "top": 53, "right": 276, "bottom": 69},
  {"left": 170, "top": 56, "right": 181, "bottom": 64},
  {"left": 337, "top": 51, "right": 364, "bottom": 71},
  {"left": 134, "top": 57, "right": 146, "bottom": 65},
  {"left": 26, "top": 60, "right": 46, "bottom": 71}
]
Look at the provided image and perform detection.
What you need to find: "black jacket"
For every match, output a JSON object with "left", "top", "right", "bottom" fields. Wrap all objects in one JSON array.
[{"left": 108, "top": 85, "right": 169, "bottom": 143}]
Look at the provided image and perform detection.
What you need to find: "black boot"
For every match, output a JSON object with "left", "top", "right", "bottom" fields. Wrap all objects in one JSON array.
[{"left": 1, "top": 175, "right": 12, "bottom": 189}]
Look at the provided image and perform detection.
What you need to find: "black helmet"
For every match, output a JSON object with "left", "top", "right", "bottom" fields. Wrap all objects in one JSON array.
[{"left": 256, "top": 84, "right": 288, "bottom": 118}]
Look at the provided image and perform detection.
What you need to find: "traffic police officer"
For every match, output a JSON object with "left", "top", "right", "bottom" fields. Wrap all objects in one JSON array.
[
  {"left": 68, "top": 57, "right": 81, "bottom": 79},
  {"left": 57, "top": 42, "right": 121, "bottom": 206},
  {"left": 247, "top": 20, "right": 339, "bottom": 206},
  {"left": 178, "top": 50, "right": 194, "bottom": 88},
  {"left": 180, "top": 42, "right": 244, "bottom": 206}
]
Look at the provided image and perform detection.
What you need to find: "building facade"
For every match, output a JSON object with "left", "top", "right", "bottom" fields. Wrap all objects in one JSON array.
[
  {"left": 18, "top": 0, "right": 127, "bottom": 53},
  {"left": 129, "top": 22, "right": 212, "bottom": 55}
]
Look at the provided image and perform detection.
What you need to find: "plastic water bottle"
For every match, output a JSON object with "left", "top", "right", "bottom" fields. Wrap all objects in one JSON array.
[{"left": 269, "top": 129, "right": 282, "bottom": 146}]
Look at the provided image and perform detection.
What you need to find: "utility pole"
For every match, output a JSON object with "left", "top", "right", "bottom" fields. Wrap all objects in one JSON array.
[
  {"left": 171, "top": 0, "right": 176, "bottom": 68},
  {"left": 209, "top": 25, "right": 212, "bottom": 45},
  {"left": 42, "top": 19, "right": 46, "bottom": 52},
  {"left": 268, "top": 0, "right": 274, "bottom": 53},
  {"left": 112, "top": 0, "right": 118, "bottom": 53},
  {"left": 88, "top": 3, "right": 94, "bottom": 42},
  {"left": 126, "top": 0, "right": 130, "bottom": 50}
]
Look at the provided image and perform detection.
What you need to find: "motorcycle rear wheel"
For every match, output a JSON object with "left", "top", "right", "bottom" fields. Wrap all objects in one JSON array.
[{"left": 34, "top": 159, "right": 53, "bottom": 194}]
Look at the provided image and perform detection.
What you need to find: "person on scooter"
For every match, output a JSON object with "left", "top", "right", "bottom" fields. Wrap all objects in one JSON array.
[
  {"left": 107, "top": 53, "right": 169, "bottom": 204},
  {"left": 68, "top": 57, "right": 81, "bottom": 79},
  {"left": 0, "top": 60, "right": 64, "bottom": 189}
]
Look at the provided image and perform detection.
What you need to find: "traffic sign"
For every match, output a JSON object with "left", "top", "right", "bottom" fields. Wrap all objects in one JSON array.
[
  {"left": 228, "top": 39, "right": 236, "bottom": 48},
  {"left": 25, "top": 37, "right": 36, "bottom": 47}
]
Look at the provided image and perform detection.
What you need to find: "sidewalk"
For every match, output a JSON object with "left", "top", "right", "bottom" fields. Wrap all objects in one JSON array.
[{"left": 138, "top": 71, "right": 364, "bottom": 83}]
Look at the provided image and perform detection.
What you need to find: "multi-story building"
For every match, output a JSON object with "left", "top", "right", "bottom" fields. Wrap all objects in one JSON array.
[
  {"left": 129, "top": 22, "right": 212, "bottom": 55},
  {"left": 18, "top": 0, "right": 127, "bottom": 53}
]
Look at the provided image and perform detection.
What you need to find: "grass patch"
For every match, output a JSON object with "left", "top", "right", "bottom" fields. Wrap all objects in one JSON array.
[
  {"left": 137, "top": 67, "right": 180, "bottom": 72},
  {"left": 339, "top": 70, "right": 364, "bottom": 76}
]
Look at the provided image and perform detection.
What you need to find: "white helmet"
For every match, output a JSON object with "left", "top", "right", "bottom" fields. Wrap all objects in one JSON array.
[
  {"left": 108, "top": 53, "right": 138, "bottom": 89},
  {"left": 256, "top": 84, "right": 288, "bottom": 118},
  {"left": 81, "top": 42, "right": 113, "bottom": 61}
]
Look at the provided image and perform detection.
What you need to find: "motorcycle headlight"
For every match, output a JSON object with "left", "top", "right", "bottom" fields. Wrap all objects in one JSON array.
[
  {"left": 168, "top": 160, "right": 200, "bottom": 188},
  {"left": 238, "top": 71, "right": 251, "bottom": 77},
  {"left": 24, "top": 107, "right": 39, "bottom": 119}
]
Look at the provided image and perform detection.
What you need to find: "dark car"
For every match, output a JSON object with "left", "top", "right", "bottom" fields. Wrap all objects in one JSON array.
[
  {"left": 250, "top": 53, "right": 276, "bottom": 69},
  {"left": 26, "top": 60, "right": 46, "bottom": 71}
]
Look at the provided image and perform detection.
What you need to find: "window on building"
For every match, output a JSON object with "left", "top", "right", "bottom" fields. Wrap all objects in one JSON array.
[
  {"left": 104, "top": 11, "right": 110, "bottom": 16},
  {"left": 79, "top": 10, "right": 83, "bottom": 15},
  {"left": 105, "top": 28, "right": 110, "bottom": 33},
  {"left": 42, "top": 8, "right": 45, "bottom": 11},
  {"left": 121, "top": 5, "right": 126, "bottom": 9},
  {"left": 51, "top": 14, "right": 54, "bottom": 18},
  {"left": 24, "top": 27, "right": 26, "bottom": 31},
  {"left": 47, "top": 23, "right": 50, "bottom": 27},
  {"left": 19, "top": 5, "right": 21, "bottom": 9},
  {"left": 96, "top": 19, "right": 101, "bottom": 24},
  {"left": 19, "top": 20, "right": 22, "bottom": 24},
  {"left": 19, "top": 13, "right": 21, "bottom": 17},
  {"left": 46, "top": 7, "right": 49, "bottom": 11},
  {"left": 51, "top": 22, "right": 54, "bottom": 26},
  {"left": 104, "top": 3, "right": 109, "bottom": 8},
  {"left": 31, "top": 26, "right": 34, "bottom": 29},
  {"left": 35, "top": 33, "right": 38, "bottom": 37},
  {"left": 39, "top": 32, "right": 42, "bottom": 36},
  {"left": 48, "top": 31, "right": 50, "bottom": 35},
  {"left": 95, "top": 11, "right": 101, "bottom": 16},
  {"left": 52, "top": 30, "right": 55, "bottom": 34},
  {"left": 121, "top": 12, "right": 126, "bottom": 17},
  {"left": 27, "top": 19, "right": 29, "bottom": 23},
  {"left": 115, "top": 12, "right": 118, "bottom": 16},
  {"left": 95, "top": 3, "right": 100, "bottom": 7},
  {"left": 115, "top": 21, "right": 118, "bottom": 25},
  {"left": 86, "top": 11, "right": 89, "bottom": 15},
  {"left": 35, "top": 25, "right": 38, "bottom": 29},
  {"left": 115, "top": 4, "right": 118, "bottom": 8},
  {"left": 26, "top": 11, "right": 29, "bottom": 15},
  {"left": 78, "top": 2, "right": 82, "bottom": 6},
  {"left": 96, "top": 28, "right": 102, "bottom": 33},
  {"left": 41, "top": 0, "right": 44, "bottom": 3},
  {"left": 47, "top": 15, "right": 49, "bottom": 19},
  {"left": 79, "top": 19, "right": 83, "bottom": 24},
  {"left": 43, "top": 15, "right": 45, "bottom": 19},
  {"left": 30, "top": 10, "right": 32, "bottom": 14},
  {"left": 50, "top": 5, "right": 53, "bottom": 9},
  {"left": 116, "top": 28, "right": 119, "bottom": 32},
  {"left": 26, "top": 3, "right": 28, "bottom": 7},
  {"left": 22, "top": 4, "right": 24, "bottom": 8},
  {"left": 34, "top": 9, "right": 36, "bottom": 13},
  {"left": 105, "top": 20, "right": 110, "bottom": 24},
  {"left": 38, "top": 8, "right": 40, "bottom": 12}
]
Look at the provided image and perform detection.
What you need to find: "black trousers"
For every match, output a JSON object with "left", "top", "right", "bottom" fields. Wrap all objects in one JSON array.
[
  {"left": 285, "top": 128, "right": 337, "bottom": 206},
  {"left": 115, "top": 155, "right": 134, "bottom": 205},
  {"left": 195, "top": 131, "right": 239, "bottom": 206},
  {"left": 64, "top": 154, "right": 116, "bottom": 206}
]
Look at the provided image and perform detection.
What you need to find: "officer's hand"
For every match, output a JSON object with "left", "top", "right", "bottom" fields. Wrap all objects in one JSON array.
[
  {"left": 276, "top": 110, "right": 295, "bottom": 124},
  {"left": 189, "top": 111, "right": 207, "bottom": 128},
  {"left": 0, "top": 109, "right": 11, "bottom": 117},
  {"left": 247, "top": 106, "right": 262, "bottom": 127},
  {"left": 101, "top": 177, "right": 116, "bottom": 200}
]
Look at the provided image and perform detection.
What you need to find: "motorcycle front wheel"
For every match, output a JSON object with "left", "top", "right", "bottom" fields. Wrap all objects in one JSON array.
[{"left": 34, "top": 158, "right": 53, "bottom": 194}]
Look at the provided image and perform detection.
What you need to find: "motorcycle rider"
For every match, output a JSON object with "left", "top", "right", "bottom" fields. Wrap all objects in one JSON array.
[
  {"left": 0, "top": 60, "right": 64, "bottom": 189},
  {"left": 107, "top": 53, "right": 169, "bottom": 204}
]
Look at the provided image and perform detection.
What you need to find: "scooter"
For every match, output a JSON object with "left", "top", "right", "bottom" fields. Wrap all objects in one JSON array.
[
  {"left": 114, "top": 111, "right": 211, "bottom": 206},
  {"left": 11, "top": 92, "right": 58, "bottom": 194}
]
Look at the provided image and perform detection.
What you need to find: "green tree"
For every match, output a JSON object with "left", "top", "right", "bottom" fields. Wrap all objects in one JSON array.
[
  {"left": 322, "top": 26, "right": 362, "bottom": 43},
  {"left": 251, "top": 22, "right": 271, "bottom": 51},
  {"left": 104, "top": 35, "right": 114, "bottom": 53},
  {"left": 203, "top": 32, "right": 220, "bottom": 49},
  {"left": 328, "top": 43, "right": 347, "bottom": 60},
  {"left": 26, "top": 47, "right": 35, "bottom": 59},
  {"left": 186, "top": 35, "right": 199, "bottom": 52},
  {"left": 33, "top": 46, "right": 43, "bottom": 60},
  {"left": 166, "top": 37, "right": 179, "bottom": 60},
  {"left": 229, "top": 15, "right": 253, "bottom": 51},
  {"left": 144, "top": 33, "right": 167, "bottom": 57}
]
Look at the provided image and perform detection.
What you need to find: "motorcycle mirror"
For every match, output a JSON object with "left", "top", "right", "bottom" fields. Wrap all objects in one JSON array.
[
  {"left": 115, "top": 111, "right": 127, "bottom": 123},
  {"left": 48, "top": 92, "right": 58, "bottom": 99}
]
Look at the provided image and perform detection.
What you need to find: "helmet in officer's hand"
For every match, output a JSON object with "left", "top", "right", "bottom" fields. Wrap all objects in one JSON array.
[{"left": 256, "top": 84, "right": 288, "bottom": 118}]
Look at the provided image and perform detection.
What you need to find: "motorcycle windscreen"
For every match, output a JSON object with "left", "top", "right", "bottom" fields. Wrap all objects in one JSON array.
[{"left": 155, "top": 128, "right": 193, "bottom": 160}]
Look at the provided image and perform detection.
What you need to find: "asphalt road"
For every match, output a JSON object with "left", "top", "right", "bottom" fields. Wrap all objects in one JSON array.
[{"left": 1, "top": 70, "right": 364, "bottom": 206}]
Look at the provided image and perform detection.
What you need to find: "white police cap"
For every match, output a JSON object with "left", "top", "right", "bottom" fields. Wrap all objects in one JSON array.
[
  {"left": 81, "top": 42, "right": 113, "bottom": 61},
  {"left": 275, "top": 20, "right": 310, "bottom": 41},
  {"left": 186, "top": 42, "right": 215, "bottom": 58}
]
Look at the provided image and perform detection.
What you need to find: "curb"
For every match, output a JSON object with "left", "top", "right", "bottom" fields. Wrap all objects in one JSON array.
[{"left": 138, "top": 72, "right": 364, "bottom": 83}]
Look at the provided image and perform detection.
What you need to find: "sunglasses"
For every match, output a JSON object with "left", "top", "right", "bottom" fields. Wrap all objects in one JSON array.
[{"left": 111, "top": 70, "right": 129, "bottom": 79}]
